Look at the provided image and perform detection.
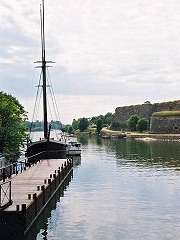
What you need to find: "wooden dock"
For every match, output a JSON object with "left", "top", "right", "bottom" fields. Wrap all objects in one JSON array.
[{"left": 0, "top": 158, "right": 73, "bottom": 239}]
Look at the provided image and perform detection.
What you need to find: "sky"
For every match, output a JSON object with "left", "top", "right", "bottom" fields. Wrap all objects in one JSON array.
[{"left": 1, "top": 0, "right": 180, "bottom": 124}]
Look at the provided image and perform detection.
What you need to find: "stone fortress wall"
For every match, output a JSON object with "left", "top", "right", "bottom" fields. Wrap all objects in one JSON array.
[{"left": 111, "top": 100, "right": 180, "bottom": 133}]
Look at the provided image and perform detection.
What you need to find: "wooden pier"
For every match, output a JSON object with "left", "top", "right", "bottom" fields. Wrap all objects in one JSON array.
[{"left": 0, "top": 158, "right": 73, "bottom": 239}]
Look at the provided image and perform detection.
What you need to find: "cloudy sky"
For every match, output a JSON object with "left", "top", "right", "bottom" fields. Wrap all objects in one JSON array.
[{"left": 1, "top": 0, "right": 180, "bottom": 124}]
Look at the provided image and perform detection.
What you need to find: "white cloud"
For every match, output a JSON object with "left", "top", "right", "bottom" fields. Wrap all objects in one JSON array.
[{"left": 1, "top": 0, "right": 180, "bottom": 123}]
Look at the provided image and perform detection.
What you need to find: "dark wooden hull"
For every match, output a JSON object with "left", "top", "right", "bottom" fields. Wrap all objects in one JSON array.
[{"left": 26, "top": 139, "right": 67, "bottom": 163}]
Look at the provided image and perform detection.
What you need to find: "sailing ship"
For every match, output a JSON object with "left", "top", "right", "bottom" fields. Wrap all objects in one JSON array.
[{"left": 26, "top": 0, "right": 66, "bottom": 163}]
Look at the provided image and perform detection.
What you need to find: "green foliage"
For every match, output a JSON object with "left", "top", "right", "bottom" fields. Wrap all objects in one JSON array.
[
  {"left": 126, "top": 115, "right": 139, "bottom": 131},
  {"left": 136, "top": 118, "right": 148, "bottom": 132},
  {"left": 153, "top": 111, "right": 180, "bottom": 117},
  {"left": 68, "top": 126, "right": 74, "bottom": 134},
  {"left": 89, "top": 112, "right": 112, "bottom": 126},
  {"left": 0, "top": 92, "right": 28, "bottom": 156},
  {"left": 62, "top": 112, "right": 112, "bottom": 134},
  {"left": 72, "top": 119, "right": 79, "bottom": 130},
  {"left": 78, "top": 117, "right": 89, "bottom": 132},
  {"left": 96, "top": 118, "right": 103, "bottom": 134},
  {"left": 50, "top": 120, "right": 62, "bottom": 130},
  {"left": 104, "top": 112, "right": 112, "bottom": 125},
  {"left": 24, "top": 120, "right": 63, "bottom": 131}
]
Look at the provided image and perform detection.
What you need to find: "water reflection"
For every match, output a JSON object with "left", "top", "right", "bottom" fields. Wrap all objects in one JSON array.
[
  {"left": 96, "top": 138, "right": 180, "bottom": 171},
  {"left": 78, "top": 135, "right": 180, "bottom": 169},
  {"left": 25, "top": 171, "right": 73, "bottom": 240},
  {"left": 36, "top": 136, "right": 180, "bottom": 240}
]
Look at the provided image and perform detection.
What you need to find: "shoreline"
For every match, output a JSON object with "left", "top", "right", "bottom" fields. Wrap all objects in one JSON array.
[
  {"left": 100, "top": 128, "right": 180, "bottom": 141},
  {"left": 126, "top": 132, "right": 180, "bottom": 141}
]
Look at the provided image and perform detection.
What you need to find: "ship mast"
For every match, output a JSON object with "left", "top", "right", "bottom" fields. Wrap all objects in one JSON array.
[
  {"left": 41, "top": 0, "right": 48, "bottom": 139},
  {"left": 35, "top": 0, "right": 54, "bottom": 139}
]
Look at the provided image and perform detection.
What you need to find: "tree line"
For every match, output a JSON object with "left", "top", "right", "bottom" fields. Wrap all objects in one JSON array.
[
  {"left": 25, "top": 120, "right": 63, "bottom": 131},
  {"left": 64, "top": 112, "right": 112, "bottom": 134},
  {"left": 0, "top": 90, "right": 148, "bottom": 159},
  {"left": 126, "top": 115, "right": 149, "bottom": 132}
]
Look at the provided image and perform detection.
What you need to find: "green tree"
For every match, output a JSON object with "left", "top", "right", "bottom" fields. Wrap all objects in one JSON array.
[
  {"left": 0, "top": 92, "right": 28, "bottom": 157},
  {"left": 104, "top": 112, "right": 112, "bottom": 125},
  {"left": 78, "top": 117, "right": 89, "bottom": 132},
  {"left": 127, "top": 115, "right": 139, "bottom": 131},
  {"left": 72, "top": 119, "right": 79, "bottom": 130},
  {"left": 136, "top": 118, "right": 148, "bottom": 132},
  {"left": 96, "top": 118, "right": 103, "bottom": 134},
  {"left": 68, "top": 126, "right": 74, "bottom": 134}
]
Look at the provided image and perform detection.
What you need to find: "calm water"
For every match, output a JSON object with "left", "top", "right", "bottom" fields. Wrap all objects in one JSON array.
[{"left": 36, "top": 136, "right": 180, "bottom": 240}]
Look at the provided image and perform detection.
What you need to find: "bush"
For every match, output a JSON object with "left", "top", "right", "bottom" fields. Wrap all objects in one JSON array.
[
  {"left": 136, "top": 118, "right": 148, "bottom": 132},
  {"left": 126, "top": 115, "right": 139, "bottom": 131}
]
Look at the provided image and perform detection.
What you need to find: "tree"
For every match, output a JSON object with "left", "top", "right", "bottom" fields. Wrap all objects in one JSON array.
[
  {"left": 104, "top": 112, "right": 112, "bottom": 125},
  {"left": 72, "top": 119, "right": 79, "bottom": 130},
  {"left": 136, "top": 118, "right": 148, "bottom": 132},
  {"left": 78, "top": 117, "right": 89, "bottom": 132},
  {"left": 0, "top": 92, "right": 28, "bottom": 157},
  {"left": 68, "top": 126, "right": 74, "bottom": 134},
  {"left": 96, "top": 118, "right": 103, "bottom": 134},
  {"left": 126, "top": 115, "right": 139, "bottom": 131}
]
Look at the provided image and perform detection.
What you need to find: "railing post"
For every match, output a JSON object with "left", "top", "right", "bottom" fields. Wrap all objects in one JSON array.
[
  {"left": 21, "top": 162, "right": 23, "bottom": 173},
  {"left": 3, "top": 168, "right": 5, "bottom": 182},
  {"left": 0, "top": 184, "right": 1, "bottom": 207},
  {"left": 15, "top": 162, "right": 18, "bottom": 175},
  {"left": 9, "top": 180, "right": 12, "bottom": 205}
]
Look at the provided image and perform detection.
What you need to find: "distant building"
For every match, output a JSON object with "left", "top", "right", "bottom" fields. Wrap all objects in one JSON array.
[{"left": 111, "top": 100, "right": 180, "bottom": 134}]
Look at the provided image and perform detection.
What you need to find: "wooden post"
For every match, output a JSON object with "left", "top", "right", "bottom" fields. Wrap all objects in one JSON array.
[
  {"left": 41, "top": 185, "right": 45, "bottom": 205},
  {"left": 53, "top": 174, "right": 56, "bottom": 188},
  {"left": 33, "top": 193, "right": 37, "bottom": 215},
  {"left": 15, "top": 163, "right": 18, "bottom": 175},
  {"left": 48, "top": 179, "right": 51, "bottom": 195},
  {"left": 58, "top": 169, "right": 60, "bottom": 184},
  {"left": 61, "top": 165, "right": 64, "bottom": 179},
  {"left": 2, "top": 168, "right": 5, "bottom": 182},
  {"left": 22, "top": 204, "right": 27, "bottom": 231}
]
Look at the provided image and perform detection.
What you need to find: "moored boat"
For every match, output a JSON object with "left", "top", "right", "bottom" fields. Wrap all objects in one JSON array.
[
  {"left": 26, "top": 0, "right": 66, "bottom": 163},
  {"left": 66, "top": 139, "right": 81, "bottom": 156}
]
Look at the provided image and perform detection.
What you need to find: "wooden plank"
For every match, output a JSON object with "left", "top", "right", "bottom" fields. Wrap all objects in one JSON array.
[{"left": 4, "top": 159, "right": 67, "bottom": 211}]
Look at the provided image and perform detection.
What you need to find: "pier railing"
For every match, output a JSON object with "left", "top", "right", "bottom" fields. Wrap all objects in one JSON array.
[
  {"left": 0, "top": 160, "right": 27, "bottom": 182},
  {"left": 0, "top": 180, "right": 12, "bottom": 210},
  {"left": 26, "top": 149, "right": 67, "bottom": 163}
]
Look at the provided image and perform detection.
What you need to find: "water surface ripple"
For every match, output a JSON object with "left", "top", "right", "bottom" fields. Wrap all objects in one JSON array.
[{"left": 37, "top": 137, "right": 180, "bottom": 240}]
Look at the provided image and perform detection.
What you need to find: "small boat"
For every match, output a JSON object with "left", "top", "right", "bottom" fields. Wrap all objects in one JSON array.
[
  {"left": 25, "top": 0, "right": 66, "bottom": 163},
  {"left": 66, "top": 138, "right": 81, "bottom": 156},
  {"left": 58, "top": 134, "right": 81, "bottom": 156}
]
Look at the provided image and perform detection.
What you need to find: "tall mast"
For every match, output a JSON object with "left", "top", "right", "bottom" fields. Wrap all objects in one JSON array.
[
  {"left": 35, "top": 0, "right": 54, "bottom": 139},
  {"left": 41, "top": 0, "right": 48, "bottom": 139}
]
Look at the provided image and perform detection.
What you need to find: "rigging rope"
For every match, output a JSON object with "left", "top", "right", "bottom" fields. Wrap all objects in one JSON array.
[{"left": 29, "top": 72, "right": 43, "bottom": 139}]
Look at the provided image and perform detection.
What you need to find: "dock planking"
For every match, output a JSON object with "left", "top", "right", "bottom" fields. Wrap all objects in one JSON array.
[
  {"left": 0, "top": 158, "right": 73, "bottom": 238},
  {"left": 5, "top": 159, "right": 67, "bottom": 211}
]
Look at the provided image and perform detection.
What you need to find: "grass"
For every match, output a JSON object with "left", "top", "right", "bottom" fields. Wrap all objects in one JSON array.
[
  {"left": 100, "top": 127, "right": 122, "bottom": 135},
  {"left": 152, "top": 110, "right": 180, "bottom": 117}
]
